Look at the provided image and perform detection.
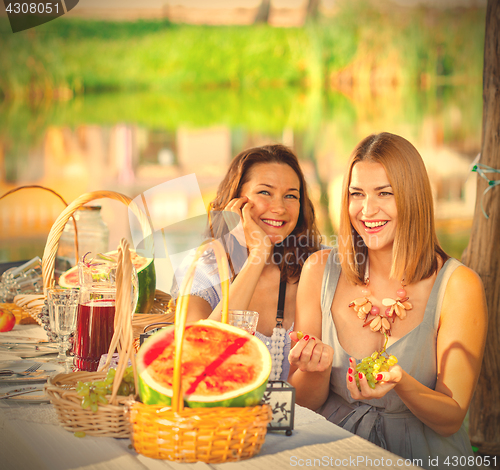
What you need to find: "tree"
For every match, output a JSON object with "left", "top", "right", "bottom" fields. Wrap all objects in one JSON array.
[{"left": 462, "top": 0, "right": 500, "bottom": 457}]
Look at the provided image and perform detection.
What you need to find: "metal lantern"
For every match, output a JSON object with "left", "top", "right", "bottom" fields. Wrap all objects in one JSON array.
[
  {"left": 262, "top": 380, "right": 295, "bottom": 435},
  {"left": 139, "top": 322, "right": 174, "bottom": 346}
]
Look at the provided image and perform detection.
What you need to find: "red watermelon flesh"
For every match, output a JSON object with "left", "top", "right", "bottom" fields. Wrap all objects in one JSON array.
[
  {"left": 137, "top": 320, "right": 271, "bottom": 407},
  {"left": 145, "top": 325, "right": 260, "bottom": 396}
]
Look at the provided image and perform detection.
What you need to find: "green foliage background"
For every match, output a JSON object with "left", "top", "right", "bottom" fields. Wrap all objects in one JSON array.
[
  {"left": 0, "top": 3, "right": 485, "bottom": 96},
  {"left": 0, "top": 1, "right": 487, "bottom": 259}
]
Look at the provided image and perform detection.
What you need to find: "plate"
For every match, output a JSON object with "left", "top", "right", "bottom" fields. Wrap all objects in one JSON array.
[
  {"left": 0, "top": 360, "right": 65, "bottom": 384},
  {"left": 0, "top": 384, "right": 49, "bottom": 403}
]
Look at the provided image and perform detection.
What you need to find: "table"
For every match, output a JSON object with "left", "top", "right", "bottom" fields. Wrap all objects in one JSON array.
[{"left": 0, "top": 325, "right": 421, "bottom": 470}]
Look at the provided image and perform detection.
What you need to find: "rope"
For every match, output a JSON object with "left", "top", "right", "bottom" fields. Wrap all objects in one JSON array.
[{"left": 472, "top": 162, "right": 500, "bottom": 219}]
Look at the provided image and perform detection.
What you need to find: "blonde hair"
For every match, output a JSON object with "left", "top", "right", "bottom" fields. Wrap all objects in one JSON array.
[{"left": 338, "top": 132, "right": 448, "bottom": 285}]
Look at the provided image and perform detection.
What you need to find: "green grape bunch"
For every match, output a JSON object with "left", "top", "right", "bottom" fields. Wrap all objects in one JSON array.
[
  {"left": 355, "top": 349, "right": 398, "bottom": 390},
  {"left": 75, "top": 366, "right": 136, "bottom": 414}
]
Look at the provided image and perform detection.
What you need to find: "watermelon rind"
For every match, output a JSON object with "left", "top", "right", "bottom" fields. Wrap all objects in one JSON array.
[
  {"left": 137, "top": 320, "right": 272, "bottom": 408},
  {"left": 58, "top": 249, "right": 156, "bottom": 314}
]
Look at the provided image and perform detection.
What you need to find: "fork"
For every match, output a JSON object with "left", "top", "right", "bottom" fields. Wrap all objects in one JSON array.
[{"left": 0, "top": 362, "right": 42, "bottom": 377}]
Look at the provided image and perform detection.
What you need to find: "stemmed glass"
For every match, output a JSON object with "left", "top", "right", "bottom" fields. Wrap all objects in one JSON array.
[{"left": 47, "top": 288, "right": 80, "bottom": 371}]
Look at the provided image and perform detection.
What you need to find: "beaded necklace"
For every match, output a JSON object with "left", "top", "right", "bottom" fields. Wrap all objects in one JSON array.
[
  {"left": 348, "top": 260, "right": 413, "bottom": 335},
  {"left": 269, "top": 279, "right": 287, "bottom": 381}
]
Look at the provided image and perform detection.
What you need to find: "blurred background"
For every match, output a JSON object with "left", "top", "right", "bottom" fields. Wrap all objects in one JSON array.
[{"left": 0, "top": 0, "right": 486, "bottom": 292}]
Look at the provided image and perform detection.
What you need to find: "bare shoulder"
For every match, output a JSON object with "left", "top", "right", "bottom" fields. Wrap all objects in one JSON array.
[
  {"left": 303, "top": 249, "right": 332, "bottom": 274},
  {"left": 446, "top": 264, "right": 485, "bottom": 299},
  {"left": 441, "top": 263, "right": 487, "bottom": 325},
  {"left": 298, "top": 249, "right": 332, "bottom": 297}
]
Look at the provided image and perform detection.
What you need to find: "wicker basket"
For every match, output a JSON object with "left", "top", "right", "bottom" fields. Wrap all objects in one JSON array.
[
  {"left": 0, "top": 302, "right": 38, "bottom": 325},
  {"left": 128, "top": 403, "right": 271, "bottom": 462},
  {"left": 132, "top": 310, "right": 175, "bottom": 353},
  {"left": 12, "top": 190, "right": 173, "bottom": 324},
  {"left": 127, "top": 239, "right": 272, "bottom": 463},
  {"left": 1, "top": 185, "right": 77, "bottom": 321},
  {"left": 0, "top": 186, "right": 78, "bottom": 259},
  {"left": 45, "top": 371, "right": 133, "bottom": 438},
  {"left": 45, "top": 239, "right": 139, "bottom": 438}
]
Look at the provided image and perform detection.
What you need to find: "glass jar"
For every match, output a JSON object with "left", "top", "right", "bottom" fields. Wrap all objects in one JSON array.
[{"left": 56, "top": 206, "right": 110, "bottom": 277}]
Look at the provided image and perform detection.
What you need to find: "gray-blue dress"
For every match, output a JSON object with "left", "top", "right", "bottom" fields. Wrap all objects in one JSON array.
[{"left": 318, "top": 250, "right": 475, "bottom": 470}]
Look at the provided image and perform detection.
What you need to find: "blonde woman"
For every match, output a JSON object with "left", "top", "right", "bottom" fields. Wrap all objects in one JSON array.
[{"left": 288, "top": 133, "right": 487, "bottom": 469}]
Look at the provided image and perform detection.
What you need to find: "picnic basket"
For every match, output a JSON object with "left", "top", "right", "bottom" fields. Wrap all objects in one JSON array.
[
  {"left": 45, "top": 238, "right": 139, "bottom": 438},
  {"left": 127, "top": 239, "right": 272, "bottom": 463}
]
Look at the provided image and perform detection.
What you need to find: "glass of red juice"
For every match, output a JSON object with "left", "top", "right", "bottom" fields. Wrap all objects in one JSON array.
[{"left": 74, "top": 287, "right": 116, "bottom": 372}]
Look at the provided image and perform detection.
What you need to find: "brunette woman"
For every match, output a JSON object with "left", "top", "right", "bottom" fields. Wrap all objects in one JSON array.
[
  {"left": 288, "top": 133, "right": 487, "bottom": 469},
  {"left": 171, "top": 144, "right": 323, "bottom": 381}
]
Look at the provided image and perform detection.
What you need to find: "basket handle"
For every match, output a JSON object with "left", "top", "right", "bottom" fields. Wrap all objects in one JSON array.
[
  {"left": 42, "top": 190, "right": 153, "bottom": 291},
  {"left": 100, "top": 238, "right": 139, "bottom": 405},
  {"left": 171, "top": 239, "right": 230, "bottom": 412},
  {"left": 0, "top": 185, "right": 80, "bottom": 264}
]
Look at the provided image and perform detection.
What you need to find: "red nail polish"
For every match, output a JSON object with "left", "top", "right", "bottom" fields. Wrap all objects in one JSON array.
[
  {"left": 376, "top": 374, "right": 383, "bottom": 381},
  {"left": 348, "top": 376, "right": 353, "bottom": 383},
  {"left": 348, "top": 368, "right": 353, "bottom": 374},
  {"left": 311, "top": 337, "right": 315, "bottom": 341},
  {"left": 303, "top": 335, "right": 310, "bottom": 341},
  {"left": 358, "top": 373, "right": 363, "bottom": 379}
]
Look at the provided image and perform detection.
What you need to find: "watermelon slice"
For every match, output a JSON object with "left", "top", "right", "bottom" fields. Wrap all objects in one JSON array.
[
  {"left": 59, "top": 249, "right": 156, "bottom": 314},
  {"left": 137, "top": 319, "right": 271, "bottom": 408}
]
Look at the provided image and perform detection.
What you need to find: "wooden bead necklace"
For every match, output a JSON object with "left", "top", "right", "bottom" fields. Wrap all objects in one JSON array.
[{"left": 348, "top": 261, "right": 413, "bottom": 335}]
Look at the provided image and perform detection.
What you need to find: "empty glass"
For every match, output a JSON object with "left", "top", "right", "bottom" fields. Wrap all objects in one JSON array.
[
  {"left": 227, "top": 310, "right": 259, "bottom": 335},
  {"left": 47, "top": 288, "right": 80, "bottom": 371}
]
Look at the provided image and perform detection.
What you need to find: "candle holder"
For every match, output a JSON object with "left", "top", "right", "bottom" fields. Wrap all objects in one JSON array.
[
  {"left": 262, "top": 380, "right": 295, "bottom": 435},
  {"left": 139, "top": 322, "right": 174, "bottom": 346}
]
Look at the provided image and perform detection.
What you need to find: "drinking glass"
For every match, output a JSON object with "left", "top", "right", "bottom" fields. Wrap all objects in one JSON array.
[
  {"left": 227, "top": 310, "right": 259, "bottom": 335},
  {"left": 47, "top": 288, "right": 80, "bottom": 370}
]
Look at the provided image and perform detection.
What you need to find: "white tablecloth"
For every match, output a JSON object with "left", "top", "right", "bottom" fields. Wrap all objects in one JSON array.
[{"left": 0, "top": 325, "right": 421, "bottom": 470}]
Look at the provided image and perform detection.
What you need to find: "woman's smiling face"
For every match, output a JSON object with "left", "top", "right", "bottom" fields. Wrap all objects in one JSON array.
[
  {"left": 348, "top": 161, "right": 398, "bottom": 253},
  {"left": 239, "top": 162, "right": 301, "bottom": 245}
]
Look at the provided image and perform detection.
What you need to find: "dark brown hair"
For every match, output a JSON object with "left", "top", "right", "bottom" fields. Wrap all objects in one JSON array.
[
  {"left": 338, "top": 132, "right": 449, "bottom": 285},
  {"left": 208, "top": 144, "right": 322, "bottom": 282}
]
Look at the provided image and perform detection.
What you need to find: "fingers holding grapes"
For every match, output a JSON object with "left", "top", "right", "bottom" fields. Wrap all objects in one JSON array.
[
  {"left": 346, "top": 357, "right": 402, "bottom": 399},
  {"left": 288, "top": 333, "right": 333, "bottom": 373}
]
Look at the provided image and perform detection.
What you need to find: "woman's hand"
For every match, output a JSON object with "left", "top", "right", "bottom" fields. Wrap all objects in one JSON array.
[
  {"left": 346, "top": 357, "right": 403, "bottom": 400},
  {"left": 224, "top": 197, "right": 273, "bottom": 261},
  {"left": 288, "top": 332, "right": 334, "bottom": 373}
]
